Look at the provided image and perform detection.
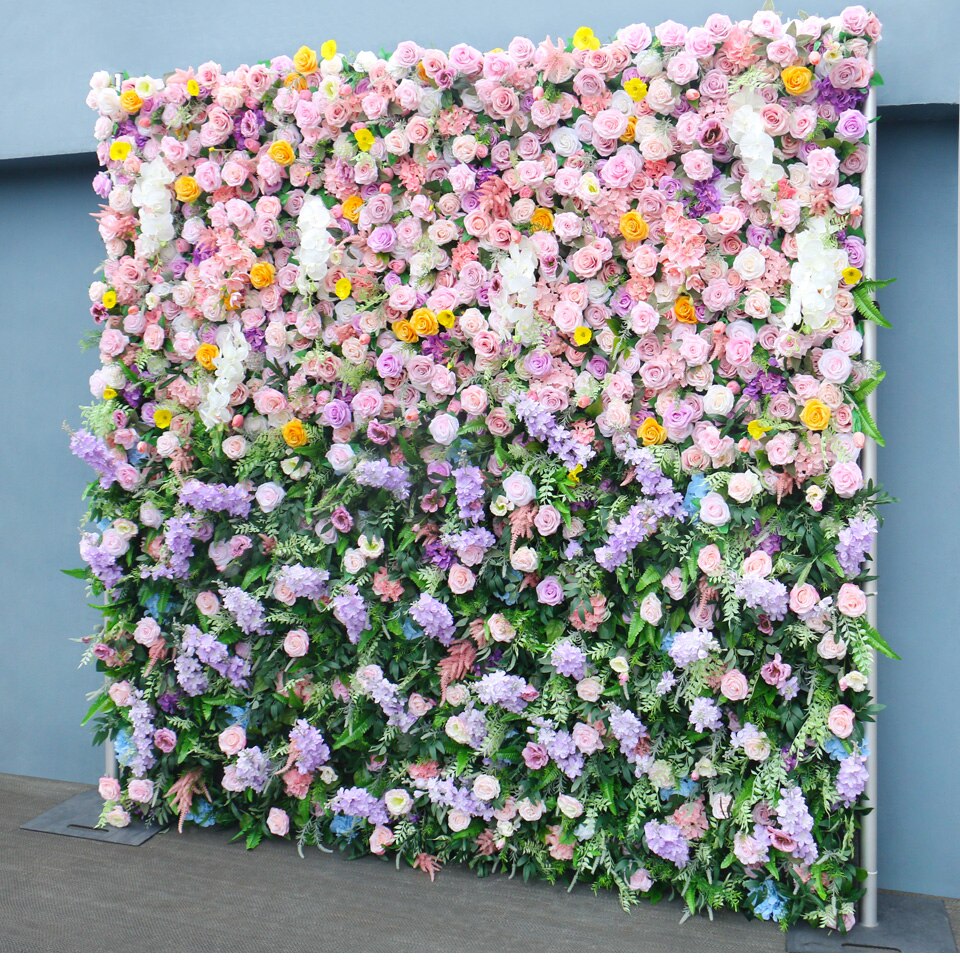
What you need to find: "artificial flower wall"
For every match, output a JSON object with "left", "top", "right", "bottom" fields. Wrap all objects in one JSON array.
[{"left": 73, "top": 6, "right": 893, "bottom": 930}]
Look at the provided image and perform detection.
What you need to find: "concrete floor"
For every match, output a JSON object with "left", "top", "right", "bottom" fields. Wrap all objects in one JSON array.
[{"left": 1, "top": 773, "right": 955, "bottom": 953}]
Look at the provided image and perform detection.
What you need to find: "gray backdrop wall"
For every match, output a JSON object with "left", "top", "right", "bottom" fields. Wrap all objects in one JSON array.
[{"left": 1, "top": 0, "right": 957, "bottom": 901}]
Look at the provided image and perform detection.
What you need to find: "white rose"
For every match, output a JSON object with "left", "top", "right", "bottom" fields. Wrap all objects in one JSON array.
[
  {"left": 448, "top": 809, "right": 471, "bottom": 832},
  {"left": 728, "top": 472, "right": 762, "bottom": 503},
  {"left": 733, "top": 246, "right": 766, "bottom": 281},
  {"left": 699, "top": 492, "right": 731, "bottom": 526},
  {"left": 576, "top": 677, "right": 603, "bottom": 702},
  {"left": 502, "top": 471, "right": 536, "bottom": 506},
  {"left": 510, "top": 547, "right": 539, "bottom": 573},
  {"left": 639, "top": 593, "right": 663, "bottom": 625},
  {"left": 445, "top": 684, "right": 468, "bottom": 707},
  {"left": 222, "top": 435, "right": 248, "bottom": 460},
  {"left": 343, "top": 549, "right": 367, "bottom": 574},
  {"left": 648, "top": 760, "right": 674, "bottom": 789},
  {"left": 384, "top": 788, "right": 413, "bottom": 816},
  {"left": 497, "top": 820, "right": 515, "bottom": 838},
  {"left": 703, "top": 384, "right": 734, "bottom": 416},
  {"left": 472, "top": 775, "right": 501, "bottom": 801},
  {"left": 428, "top": 412, "right": 460, "bottom": 445},
  {"left": 742, "top": 730, "right": 771, "bottom": 761},
  {"left": 517, "top": 798, "right": 545, "bottom": 822},
  {"left": 444, "top": 716, "right": 470, "bottom": 744},
  {"left": 556, "top": 794, "right": 584, "bottom": 819}
]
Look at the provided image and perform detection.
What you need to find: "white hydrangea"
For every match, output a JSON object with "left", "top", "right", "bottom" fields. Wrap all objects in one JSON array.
[
  {"left": 783, "top": 217, "right": 849, "bottom": 331},
  {"left": 490, "top": 238, "right": 538, "bottom": 341},
  {"left": 295, "top": 194, "right": 334, "bottom": 295},
  {"left": 727, "top": 102, "right": 781, "bottom": 184},
  {"left": 131, "top": 157, "right": 175, "bottom": 258},
  {"left": 199, "top": 323, "right": 250, "bottom": 428}
]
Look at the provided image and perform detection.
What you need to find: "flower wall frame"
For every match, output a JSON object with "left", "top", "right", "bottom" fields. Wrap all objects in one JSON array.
[{"left": 74, "top": 6, "right": 893, "bottom": 930}]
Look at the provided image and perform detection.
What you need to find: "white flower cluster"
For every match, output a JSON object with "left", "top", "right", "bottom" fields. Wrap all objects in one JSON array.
[
  {"left": 491, "top": 238, "right": 539, "bottom": 343},
  {"left": 295, "top": 194, "right": 334, "bottom": 295},
  {"left": 783, "top": 217, "right": 849, "bottom": 331},
  {"left": 728, "top": 102, "right": 781, "bottom": 185},
  {"left": 131, "top": 157, "right": 175, "bottom": 258},
  {"left": 199, "top": 323, "right": 250, "bottom": 428}
]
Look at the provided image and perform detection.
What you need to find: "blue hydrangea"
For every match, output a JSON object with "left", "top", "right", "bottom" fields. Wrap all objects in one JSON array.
[
  {"left": 185, "top": 799, "right": 216, "bottom": 827},
  {"left": 113, "top": 728, "right": 136, "bottom": 768},
  {"left": 330, "top": 814, "right": 359, "bottom": 839},
  {"left": 748, "top": 879, "right": 788, "bottom": 922},
  {"left": 682, "top": 473, "right": 711, "bottom": 516}
]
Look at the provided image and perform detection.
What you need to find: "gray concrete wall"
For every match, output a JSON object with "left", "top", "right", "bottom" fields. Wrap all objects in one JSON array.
[{"left": 1, "top": 0, "right": 958, "bottom": 159}]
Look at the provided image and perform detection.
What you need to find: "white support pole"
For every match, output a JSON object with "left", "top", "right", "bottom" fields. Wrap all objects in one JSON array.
[{"left": 859, "top": 43, "right": 880, "bottom": 930}]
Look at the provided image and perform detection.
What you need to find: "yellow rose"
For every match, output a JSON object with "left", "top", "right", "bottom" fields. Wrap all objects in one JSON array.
[
  {"left": 249, "top": 262, "right": 276, "bottom": 290},
  {"left": 320, "top": 39, "right": 337, "bottom": 60},
  {"left": 109, "top": 141, "right": 131, "bottom": 162},
  {"left": 267, "top": 140, "right": 296, "bottom": 166},
  {"left": 153, "top": 408, "right": 173, "bottom": 429},
  {"left": 335, "top": 277, "right": 353, "bottom": 299},
  {"left": 624, "top": 78, "right": 648, "bottom": 102},
  {"left": 638, "top": 417, "right": 667, "bottom": 446},
  {"left": 747, "top": 419, "right": 769, "bottom": 440},
  {"left": 392, "top": 320, "right": 418, "bottom": 343},
  {"left": 567, "top": 465, "right": 584, "bottom": 485},
  {"left": 572, "top": 26, "right": 600, "bottom": 51},
  {"left": 800, "top": 398, "right": 831, "bottom": 432},
  {"left": 619, "top": 211, "right": 649, "bottom": 242},
  {"left": 342, "top": 195, "right": 363, "bottom": 223},
  {"left": 186, "top": 78, "right": 200, "bottom": 97},
  {"left": 195, "top": 343, "right": 219, "bottom": 370},
  {"left": 620, "top": 116, "right": 637, "bottom": 143},
  {"left": 120, "top": 89, "right": 143, "bottom": 114},
  {"left": 102, "top": 386, "right": 118, "bottom": 400},
  {"left": 530, "top": 207, "right": 554, "bottom": 232},
  {"left": 282, "top": 419, "right": 309, "bottom": 447},
  {"left": 293, "top": 45, "right": 318, "bottom": 74},
  {"left": 573, "top": 326, "right": 593, "bottom": 346},
  {"left": 411, "top": 307, "right": 439, "bottom": 337},
  {"left": 842, "top": 267, "right": 863, "bottom": 286},
  {"left": 174, "top": 175, "right": 201, "bottom": 203},
  {"left": 437, "top": 310, "right": 456, "bottom": 328},
  {"left": 354, "top": 128, "right": 375, "bottom": 152},
  {"left": 673, "top": 295, "right": 698, "bottom": 325},
  {"left": 781, "top": 66, "right": 813, "bottom": 96},
  {"left": 102, "top": 290, "right": 117, "bottom": 310}
]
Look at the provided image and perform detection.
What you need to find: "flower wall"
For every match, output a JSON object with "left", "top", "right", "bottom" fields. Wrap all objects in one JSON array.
[{"left": 74, "top": 7, "right": 893, "bottom": 930}]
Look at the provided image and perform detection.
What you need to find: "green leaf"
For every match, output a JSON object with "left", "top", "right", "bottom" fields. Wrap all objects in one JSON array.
[
  {"left": 855, "top": 405, "right": 885, "bottom": 447},
  {"left": 61, "top": 567, "right": 90, "bottom": 580},
  {"left": 853, "top": 287, "right": 892, "bottom": 328},
  {"left": 81, "top": 692, "right": 110, "bottom": 726},
  {"left": 861, "top": 620, "right": 900, "bottom": 660}
]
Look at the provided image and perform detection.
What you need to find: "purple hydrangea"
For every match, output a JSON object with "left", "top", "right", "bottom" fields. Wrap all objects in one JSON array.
[
  {"left": 330, "top": 786, "right": 389, "bottom": 825},
  {"left": 836, "top": 516, "right": 877, "bottom": 577},
  {"left": 70, "top": 430, "right": 119, "bottom": 488},
  {"left": 453, "top": 465, "right": 486, "bottom": 523},
  {"left": 274, "top": 564, "right": 330, "bottom": 602},
  {"left": 608, "top": 705, "right": 648, "bottom": 765},
  {"left": 669, "top": 628, "right": 719, "bottom": 668},
  {"left": 644, "top": 820, "right": 691, "bottom": 868},
  {"left": 776, "top": 786, "right": 818, "bottom": 866},
  {"left": 178, "top": 479, "right": 252, "bottom": 517},
  {"left": 513, "top": 396, "right": 595, "bottom": 469},
  {"left": 689, "top": 696, "right": 723, "bottom": 733},
  {"left": 836, "top": 753, "right": 869, "bottom": 806},
  {"left": 289, "top": 720, "right": 331, "bottom": 773},
  {"left": 550, "top": 640, "right": 587, "bottom": 681},
  {"left": 735, "top": 575, "right": 789, "bottom": 621},
  {"left": 474, "top": 670, "right": 530, "bottom": 713},
  {"left": 355, "top": 665, "right": 416, "bottom": 731},
  {"left": 353, "top": 458, "right": 411, "bottom": 500},
  {"left": 332, "top": 586, "right": 370, "bottom": 644},
  {"left": 221, "top": 586, "right": 268, "bottom": 635},
  {"left": 409, "top": 592, "right": 456, "bottom": 646},
  {"left": 232, "top": 746, "right": 271, "bottom": 792}
]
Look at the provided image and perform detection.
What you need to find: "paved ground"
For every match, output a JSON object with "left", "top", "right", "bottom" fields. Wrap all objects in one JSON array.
[{"left": 0, "top": 773, "right": 954, "bottom": 953}]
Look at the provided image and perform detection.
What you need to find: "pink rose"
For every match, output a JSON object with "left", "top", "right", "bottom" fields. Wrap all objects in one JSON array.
[
  {"left": 503, "top": 472, "right": 536, "bottom": 507},
  {"left": 370, "top": 824, "right": 395, "bottom": 854},
  {"left": 830, "top": 462, "right": 864, "bottom": 498},
  {"left": 837, "top": 583, "right": 867, "bottom": 618},
  {"left": 284, "top": 629, "right": 310, "bottom": 657},
  {"left": 720, "top": 670, "right": 749, "bottom": 701},
  {"left": 196, "top": 591, "right": 221, "bottom": 616},
  {"left": 218, "top": 725, "right": 247, "bottom": 757},
  {"left": 266, "top": 807, "right": 290, "bottom": 836},
  {"left": 827, "top": 704, "right": 855, "bottom": 739},
  {"left": 572, "top": 722, "right": 603, "bottom": 755},
  {"left": 699, "top": 492, "right": 731, "bottom": 526},
  {"left": 127, "top": 779, "right": 154, "bottom": 804},
  {"left": 697, "top": 544, "right": 723, "bottom": 575},
  {"left": 534, "top": 505, "right": 562, "bottom": 537},
  {"left": 98, "top": 777, "right": 121, "bottom": 801},
  {"left": 448, "top": 563, "right": 476, "bottom": 595},
  {"left": 789, "top": 583, "right": 820, "bottom": 616}
]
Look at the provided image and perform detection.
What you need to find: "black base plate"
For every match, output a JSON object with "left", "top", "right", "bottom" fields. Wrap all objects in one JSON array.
[
  {"left": 20, "top": 789, "right": 161, "bottom": 846},
  {"left": 788, "top": 890, "right": 957, "bottom": 953}
]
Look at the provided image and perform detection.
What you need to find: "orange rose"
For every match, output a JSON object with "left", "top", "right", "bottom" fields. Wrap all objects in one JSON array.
[
  {"left": 638, "top": 417, "right": 667, "bottom": 446},
  {"left": 800, "top": 399, "right": 831, "bottom": 432},
  {"left": 195, "top": 343, "right": 219, "bottom": 370},
  {"left": 530, "top": 207, "right": 554, "bottom": 232},
  {"left": 781, "top": 66, "right": 813, "bottom": 96},
  {"left": 392, "top": 320, "right": 418, "bottom": 343},
  {"left": 342, "top": 195, "right": 363, "bottom": 223},
  {"left": 249, "top": 262, "right": 276, "bottom": 289},
  {"left": 282, "top": 419, "right": 308, "bottom": 447},
  {"left": 174, "top": 176, "right": 201, "bottom": 203},
  {"left": 267, "top": 140, "right": 296, "bottom": 166},
  {"left": 619, "top": 211, "right": 649, "bottom": 242},
  {"left": 673, "top": 295, "right": 698, "bottom": 325},
  {"left": 119, "top": 89, "right": 143, "bottom": 114},
  {"left": 292, "top": 45, "right": 318, "bottom": 75}
]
